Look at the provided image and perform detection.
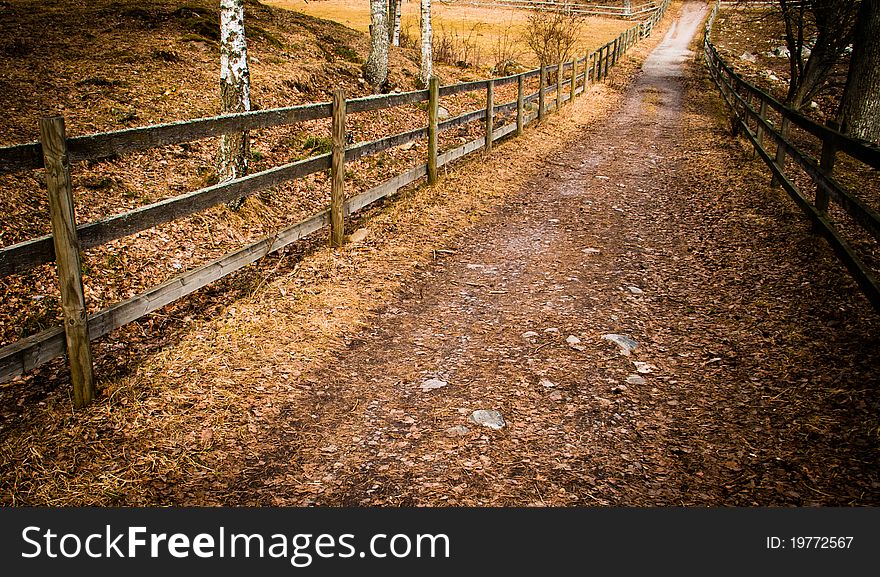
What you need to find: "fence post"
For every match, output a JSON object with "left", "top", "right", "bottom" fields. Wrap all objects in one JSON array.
[
  {"left": 755, "top": 99, "right": 767, "bottom": 153},
  {"left": 428, "top": 77, "right": 439, "bottom": 184},
  {"left": 595, "top": 48, "right": 602, "bottom": 81},
  {"left": 39, "top": 116, "right": 95, "bottom": 409},
  {"left": 604, "top": 43, "right": 611, "bottom": 77},
  {"left": 539, "top": 64, "right": 546, "bottom": 121},
  {"left": 556, "top": 61, "right": 563, "bottom": 110},
  {"left": 612, "top": 37, "right": 619, "bottom": 66},
  {"left": 485, "top": 79, "right": 494, "bottom": 152},
  {"left": 570, "top": 58, "right": 577, "bottom": 102},
  {"left": 816, "top": 124, "right": 838, "bottom": 214},
  {"left": 330, "top": 89, "right": 346, "bottom": 247},
  {"left": 771, "top": 117, "right": 791, "bottom": 187},
  {"left": 516, "top": 74, "right": 524, "bottom": 136}
]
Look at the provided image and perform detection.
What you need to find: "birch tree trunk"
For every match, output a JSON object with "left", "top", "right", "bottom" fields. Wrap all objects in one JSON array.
[
  {"left": 419, "top": 0, "right": 433, "bottom": 88},
  {"left": 388, "top": 0, "right": 402, "bottom": 46},
  {"left": 219, "top": 0, "right": 251, "bottom": 209},
  {"left": 363, "top": 0, "right": 389, "bottom": 92},
  {"left": 837, "top": 0, "right": 880, "bottom": 144}
]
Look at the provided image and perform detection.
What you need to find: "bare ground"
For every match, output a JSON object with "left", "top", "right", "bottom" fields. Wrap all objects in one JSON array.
[{"left": 3, "top": 2, "right": 878, "bottom": 506}]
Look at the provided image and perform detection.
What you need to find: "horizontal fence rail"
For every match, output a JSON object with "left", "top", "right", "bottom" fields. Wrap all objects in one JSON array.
[
  {"left": 0, "top": 2, "right": 671, "bottom": 403},
  {"left": 466, "top": 0, "right": 661, "bottom": 19},
  {"left": 702, "top": 1, "right": 880, "bottom": 311}
]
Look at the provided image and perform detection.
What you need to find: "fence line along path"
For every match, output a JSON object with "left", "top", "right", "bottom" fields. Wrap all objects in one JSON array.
[
  {"left": 0, "top": 3, "right": 672, "bottom": 407},
  {"left": 703, "top": 0, "right": 880, "bottom": 311}
]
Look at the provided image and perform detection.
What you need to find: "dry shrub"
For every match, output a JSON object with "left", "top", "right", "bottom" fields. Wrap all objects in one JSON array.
[
  {"left": 433, "top": 20, "right": 484, "bottom": 69},
  {"left": 522, "top": 9, "right": 585, "bottom": 66}
]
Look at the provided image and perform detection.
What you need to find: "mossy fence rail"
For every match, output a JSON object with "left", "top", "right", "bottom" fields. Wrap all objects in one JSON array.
[
  {"left": 0, "top": 4, "right": 669, "bottom": 407},
  {"left": 703, "top": 1, "right": 880, "bottom": 313}
]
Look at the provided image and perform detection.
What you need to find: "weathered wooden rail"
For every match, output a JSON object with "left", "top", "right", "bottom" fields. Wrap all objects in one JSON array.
[
  {"left": 467, "top": 0, "right": 662, "bottom": 20},
  {"left": 0, "top": 3, "right": 669, "bottom": 406},
  {"left": 703, "top": 1, "right": 880, "bottom": 311}
]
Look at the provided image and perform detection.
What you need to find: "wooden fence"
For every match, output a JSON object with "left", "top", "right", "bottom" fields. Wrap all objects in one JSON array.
[
  {"left": 0, "top": 2, "right": 670, "bottom": 407},
  {"left": 703, "top": 1, "right": 880, "bottom": 311},
  {"left": 466, "top": 0, "right": 665, "bottom": 21}
]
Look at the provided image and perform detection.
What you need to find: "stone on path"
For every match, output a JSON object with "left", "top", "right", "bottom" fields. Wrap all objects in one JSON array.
[
  {"left": 602, "top": 333, "right": 639, "bottom": 355},
  {"left": 469, "top": 410, "right": 506, "bottom": 430},
  {"left": 446, "top": 425, "right": 471, "bottom": 437},
  {"left": 626, "top": 375, "right": 646, "bottom": 386},
  {"left": 421, "top": 378, "right": 448, "bottom": 392}
]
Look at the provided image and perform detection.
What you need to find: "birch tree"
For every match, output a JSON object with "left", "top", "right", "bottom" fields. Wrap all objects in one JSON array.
[
  {"left": 419, "top": 0, "right": 433, "bottom": 87},
  {"left": 389, "top": 0, "right": 402, "bottom": 46},
  {"left": 219, "top": 0, "right": 251, "bottom": 209},
  {"left": 363, "top": 0, "right": 389, "bottom": 92}
]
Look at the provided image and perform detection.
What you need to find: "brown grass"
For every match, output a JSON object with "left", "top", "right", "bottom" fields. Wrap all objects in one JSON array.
[{"left": 267, "top": 0, "right": 633, "bottom": 68}]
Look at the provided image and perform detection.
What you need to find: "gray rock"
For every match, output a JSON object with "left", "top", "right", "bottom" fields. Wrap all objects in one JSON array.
[
  {"left": 633, "top": 361, "right": 656, "bottom": 374},
  {"left": 469, "top": 410, "right": 506, "bottom": 430},
  {"left": 627, "top": 286, "right": 644, "bottom": 295},
  {"left": 566, "top": 335, "right": 585, "bottom": 352},
  {"left": 739, "top": 52, "right": 757, "bottom": 63},
  {"left": 539, "top": 378, "right": 556, "bottom": 388},
  {"left": 772, "top": 46, "right": 790, "bottom": 58},
  {"left": 602, "top": 333, "right": 639, "bottom": 355},
  {"left": 438, "top": 106, "right": 451, "bottom": 120},
  {"left": 626, "top": 375, "right": 646, "bottom": 386},
  {"left": 549, "top": 390, "right": 564, "bottom": 401},
  {"left": 522, "top": 331, "right": 539, "bottom": 339},
  {"left": 421, "top": 378, "right": 448, "bottom": 392},
  {"left": 446, "top": 425, "right": 471, "bottom": 437}
]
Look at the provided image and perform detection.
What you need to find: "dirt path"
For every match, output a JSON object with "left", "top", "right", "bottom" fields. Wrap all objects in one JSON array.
[{"left": 213, "top": 2, "right": 879, "bottom": 506}]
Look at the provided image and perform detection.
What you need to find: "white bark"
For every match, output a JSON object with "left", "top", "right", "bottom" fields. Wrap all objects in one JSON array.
[
  {"left": 393, "top": 0, "right": 402, "bottom": 46},
  {"left": 363, "top": 0, "right": 389, "bottom": 92},
  {"left": 419, "top": 0, "right": 433, "bottom": 88},
  {"left": 219, "top": 0, "right": 251, "bottom": 201}
]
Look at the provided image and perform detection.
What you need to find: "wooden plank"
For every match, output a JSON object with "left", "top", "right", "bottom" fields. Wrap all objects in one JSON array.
[
  {"left": 347, "top": 89, "right": 428, "bottom": 114},
  {"left": 0, "top": 154, "right": 332, "bottom": 278},
  {"left": 517, "top": 75, "right": 524, "bottom": 137},
  {"left": 65, "top": 103, "right": 332, "bottom": 165},
  {"left": 539, "top": 65, "right": 546, "bottom": 121},
  {"left": 346, "top": 164, "right": 427, "bottom": 215},
  {"left": 0, "top": 142, "right": 43, "bottom": 174},
  {"left": 438, "top": 109, "right": 485, "bottom": 133},
  {"left": 437, "top": 136, "right": 486, "bottom": 167},
  {"left": 428, "top": 77, "right": 439, "bottom": 185},
  {"left": 345, "top": 127, "right": 428, "bottom": 162},
  {"left": 39, "top": 116, "right": 94, "bottom": 408},
  {"left": 439, "top": 79, "right": 490, "bottom": 98},
  {"left": 331, "top": 90, "right": 346, "bottom": 248},
  {"left": 816, "top": 130, "right": 837, "bottom": 214},
  {"left": 485, "top": 80, "right": 495, "bottom": 152},
  {"left": 556, "top": 62, "right": 564, "bottom": 110},
  {"left": 570, "top": 58, "right": 577, "bottom": 103}
]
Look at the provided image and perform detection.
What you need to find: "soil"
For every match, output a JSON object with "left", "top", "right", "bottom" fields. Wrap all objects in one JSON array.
[{"left": 3, "top": 1, "right": 878, "bottom": 507}]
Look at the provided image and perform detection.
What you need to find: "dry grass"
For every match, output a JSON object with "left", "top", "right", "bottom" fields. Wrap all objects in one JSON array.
[
  {"left": 267, "top": 0, "right": 633, "bottom": 68},
  {"left": 0, "top": 8, "right": 671, "bottom": 506}
]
